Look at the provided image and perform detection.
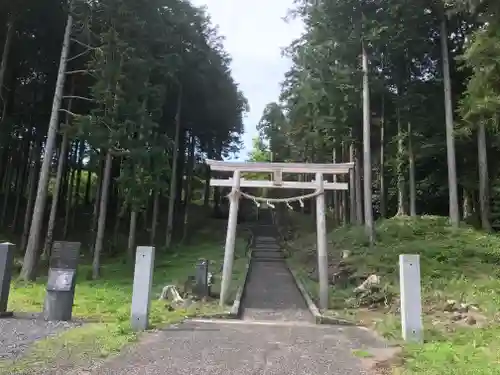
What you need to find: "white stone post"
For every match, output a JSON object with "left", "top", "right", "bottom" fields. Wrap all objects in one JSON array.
[
  {"left": 131, "top": 246, "right": 155, "bottom": 331},
  {"left": 220, "top": 170, "right": 241, "bottom": 307},
  {"left": 399, "top": 254, "right": 423, "bottom": 343},
  {"left": 315, "top": 172, "right": 329, "bottom": 310}
]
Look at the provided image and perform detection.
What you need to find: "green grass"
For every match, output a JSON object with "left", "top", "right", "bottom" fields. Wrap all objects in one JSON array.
[
  {"left": 285, "top": 214, "right": 500, "bottom": 375},
  {"left": 352, "top": 349, "right": 374, "bottom": 358},
  {"left": 0, "top": 221, "right": 250, "bottom": 374}
]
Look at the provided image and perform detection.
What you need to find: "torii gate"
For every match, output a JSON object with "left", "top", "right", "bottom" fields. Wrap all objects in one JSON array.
[{"left": 206, "top": 159, "right": 354, "bottom": 310}]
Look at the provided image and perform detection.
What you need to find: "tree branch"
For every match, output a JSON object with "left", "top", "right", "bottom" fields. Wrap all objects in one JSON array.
[
  {"left": 59, "top": 108, "right": 80, "bottom": 117},
  {"left": 67, "top": 48, "right": 92, "bottom": 62},
  {"left": 70, "top": 37, "right": 98, "bottom": 50},
  {"left": 63, "top": 95, "right": 95, "bottom": 102},
  {"left": 111, "top": 149, "right": 131, "bottom": 156},
  {"left": 65, "top": 69, "right": 92, "bottom": 75}
]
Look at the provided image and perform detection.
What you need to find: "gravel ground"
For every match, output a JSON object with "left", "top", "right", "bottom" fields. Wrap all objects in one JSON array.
[
  {"left": 86, "top": 320, "right": 389, "bottom": 375},
  {"left": 0, "top": 316, "right": 82, "bottom": 360}
]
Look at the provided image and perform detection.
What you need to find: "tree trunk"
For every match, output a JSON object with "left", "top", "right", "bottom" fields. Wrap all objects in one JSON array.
[
  {"left": 11, "top": 161, "right": 26, "bottom": 230},
  {"left": 92, "top": 151, "right": 112, "bottom": 279},
  {"left": 12, "top": 134, "right": 31, "bottom": 230},
  {"left": 341, "top": 143, "right": 348, "bottom": 224},
  {"left": 89, "top": 156, "right": 104, "bottom": 247},
  {"left": 20, "top": 142, "right": 40, "bottom": 254},
  {"left": 20, "top": 11, "right": 73, "bottom": 281},
  {"left": 45, "top": 83, "right": 74, "bottom": 253},
  {"left": 150, "top": 189, "right": 159, "bottom": 245},
  {"left": 396, "top": 102, "right": 407, "bottom": 215},
  {"left": 112, "top": 202, "right": 125, "bottom": 249},
  {"left": 349, "top": 143, "right": 356, "bottom": 224},
  {"left": 349, "top": 142, "right": 358, "bottom": 224},
  {"left": 127, "top": 209, "right": 138, "bottom": 261},
  {"left": 42, "top": 131, "right": 69, "bottom": 259},
  {"left": 361, "top": 41, "right": 374, "bottom": 243},
  {"left": 182, "top": 134, "right": 195, "bottom": 241},
  {"left": 354, "top": 145, "right": 363, "bottom": 225},
  {"left": 84, "top": 168, "right": 92, "bottom": 205},
  {"left": 174, "top": 131, "right": 187, "bottom": 235},
  {"left": 1, "top": 145, "right": 12, "bottom": 193},
  {"left": 0, "top": 154, "right": 13, "bottom": 225},
  {"left": 477, "top": 121, "right": 491, "bottom": 231},
  {"left": 203, "top": 157, "right": 211, "bottom": 209},
  {"left": 63, "top": 141, "right": 77, "bottom": 239},
  {"left": 463, "top": 189, "right": 472, "bottom": 220},
  {"left": 379, "top": 93, "right": 386, "bottom": 218},
  {"left": 440, "top": 15, "right": 460, "bottom": 227},
  {"left": 0, "top": 18, "right": 14, "bottom": 121},
  {"left": 165, "top": 86, "right": 182, "bottom": 248},
  {"left": 71, "top": 140, "right": 85, "bottom": 227},
  {"left": 408, "top": 121, "right": 416, "bottom": 216}
]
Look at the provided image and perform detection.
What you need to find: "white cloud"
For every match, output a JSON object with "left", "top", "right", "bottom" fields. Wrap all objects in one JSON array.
[{"left": 190, "top": 0, "right": 304, "bottom": 160}]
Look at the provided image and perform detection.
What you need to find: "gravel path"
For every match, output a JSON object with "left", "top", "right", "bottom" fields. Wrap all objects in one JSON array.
[
  {"left": 85, "top": 319, "right": 388, "bottom": 375},
  {"left": 0, "top": 316, "right": 82, "bottom": 360}
]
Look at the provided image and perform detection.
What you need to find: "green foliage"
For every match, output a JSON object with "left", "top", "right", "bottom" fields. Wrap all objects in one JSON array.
[
  {"left": 287, "top": 215, "right": 500, "bottom": 374},
  {"left": 248, "top": 136, "right": 271, "bottom": 163},
  {"left": 0, "top": 0, "right": 248, "bottom": 229}
]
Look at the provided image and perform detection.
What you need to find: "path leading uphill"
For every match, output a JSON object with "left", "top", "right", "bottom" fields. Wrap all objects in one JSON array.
[
  {"left": 83, "top": 211, "right": 389, "bottom": 375},
  {"left": 240, "top": 211, "right": 313, "bottom": 322}
]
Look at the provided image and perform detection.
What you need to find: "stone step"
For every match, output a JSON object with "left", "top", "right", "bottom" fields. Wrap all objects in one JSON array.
[
  {"left": 252, "top": 249, "right": 283, "bottom": 254},
  {"left": 252, "top": 253, "right": 285, "bottom": 259},
  {"left": 254, "top": 246, "right": 280, "bottom": 251},
  {"left": 253, "top": 248, "right": 282, "bottom": 253},
  {"left": 255, "top": 236, "right": 277, "bottom": 242},
  {"left": 251, "top": 257, "right": 286, "bottom": 263}
]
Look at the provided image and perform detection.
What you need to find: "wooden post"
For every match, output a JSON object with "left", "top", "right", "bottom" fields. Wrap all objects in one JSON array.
[
  {"left": 220, "top": 170, "right": 241, "bottom": 306},
  {"left": 399, "top": 254, "right": 423, "bottom": 343},
  {"left": 315, "top": 172, "right": 329, "bottom": 310},
  {"left": 131, "top": 246, "right": 155, "bottom": 331}
]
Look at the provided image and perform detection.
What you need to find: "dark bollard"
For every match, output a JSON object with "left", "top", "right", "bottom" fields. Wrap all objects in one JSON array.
[
  {"left": 0, "top": 242, "right": 14, "bottom": 317},
  {"left": 43, "top": 241, "right": 81, "bottom": 321},
  {"left": 195, "top": 259, "right": 209, "bottom": 298}
]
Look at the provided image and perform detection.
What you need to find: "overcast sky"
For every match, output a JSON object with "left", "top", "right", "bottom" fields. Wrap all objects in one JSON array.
[{"left": 190, "top": 0, "right": 304, "bottom": 160}]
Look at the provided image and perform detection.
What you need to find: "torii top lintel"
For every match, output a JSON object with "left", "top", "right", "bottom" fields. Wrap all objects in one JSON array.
[{"left": 205, "top": 159, "right": 354, "bottom": 174}]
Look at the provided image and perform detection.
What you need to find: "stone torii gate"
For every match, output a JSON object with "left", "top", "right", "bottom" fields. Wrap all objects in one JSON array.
[{"left": 206, "top": 159, "right": 354, "bottom": 310}]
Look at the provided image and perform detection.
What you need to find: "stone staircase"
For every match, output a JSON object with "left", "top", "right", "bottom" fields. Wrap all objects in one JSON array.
[{"left": 240, "top": 211, "right": 313, "bottom": 322}]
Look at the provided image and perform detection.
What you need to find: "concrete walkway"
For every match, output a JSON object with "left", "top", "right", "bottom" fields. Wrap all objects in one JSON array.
[{"left": 86, "top": 214, "right": 388, "bottom": 374}]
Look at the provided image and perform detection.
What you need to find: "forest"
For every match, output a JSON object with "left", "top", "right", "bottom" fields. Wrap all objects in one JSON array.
[
  {"left": 2, "top": 0, "right": 500, "bottom": 372},
  {"left": 254, "top": 0, "right": 499, "bottom": 243},
  {"left": 1, "top": 0, "right": 500, "bottom": 286},
  {"left": 0, "top": 0, "right": 247, "bottom": 281}
]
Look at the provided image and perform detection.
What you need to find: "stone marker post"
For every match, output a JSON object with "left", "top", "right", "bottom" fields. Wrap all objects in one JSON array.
[
  {"left": 131, "top": 246, "right": 155, "bottom": 331},
  {"left": 0, "top": 243, "right": 14, "bottom": 317},
  {"left": 44, "top": 241, "right": 81, "bottom": 321},
  {"left": 399, "top": 254, "right": 423, "bottom": 343},
  {"left": 195, "top": 259, "right": 209, "bottom": 298}
]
